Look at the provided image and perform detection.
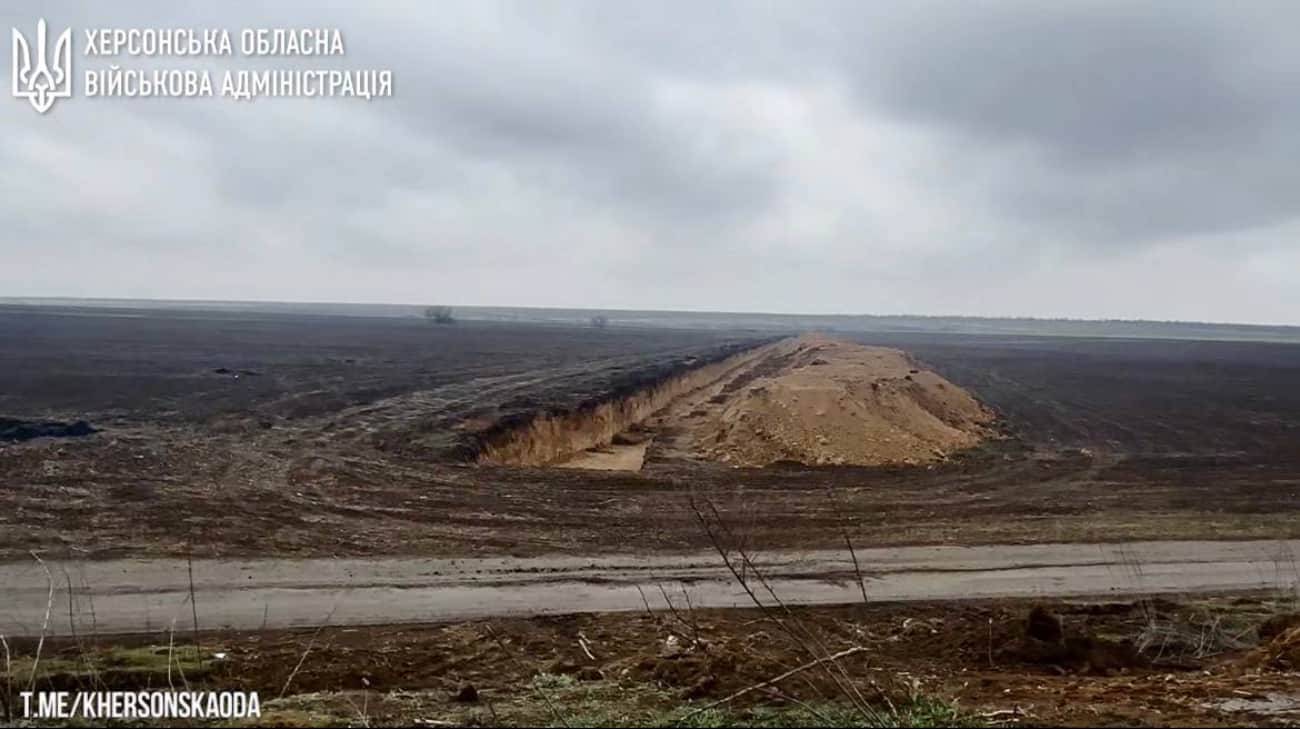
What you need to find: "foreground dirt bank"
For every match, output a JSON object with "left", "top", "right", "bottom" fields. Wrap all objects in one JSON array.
[
  {"left": 3, "top": 539, "right": 1296, "bottom": 637},
  {"left": 6, "top": 593, "right": 1299, "bottom": 726}
]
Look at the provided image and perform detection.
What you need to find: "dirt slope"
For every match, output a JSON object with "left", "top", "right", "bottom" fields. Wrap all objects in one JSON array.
[{"left": 674, "top": 334, "right": 995, "bottom": 466}]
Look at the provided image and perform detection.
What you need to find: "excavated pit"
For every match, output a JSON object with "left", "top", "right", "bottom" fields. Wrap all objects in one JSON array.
[
  {"left": 475, "top": 343, "right": 779, "bottom": 468},
  {"left": 476, "top": 334, "right": 997, "bottom": 471}
]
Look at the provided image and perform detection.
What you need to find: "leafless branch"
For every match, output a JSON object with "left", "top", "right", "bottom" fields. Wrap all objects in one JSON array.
[
  {"left": 187, "top": 549, "right": 201, "bottom": 663},
  {"left": 27, "top": 551, "right": 55, "bottom": 693},
  {"left": 1, "top": 634, "right": 12, "bottom": 722},
  {"left": 843, "top": 531, "right": 870, "bottom": 607},
  {"left": 485, "top": 624, "right": 569, "bottom": 728},
  {"left": 689, "top": 494, "right": 879, "bottom": 721},
  {"left": 279, "top": 603, "right": 339, "bottom": 699},
  {"left": 167, "top": 618, "right": 177, "bottom": 691},
  {"left": 705, "top": 497, "right": 874, "bottom": 714},
  {"left": 676, "top": 646, "right": 866, "bottom": 723}
]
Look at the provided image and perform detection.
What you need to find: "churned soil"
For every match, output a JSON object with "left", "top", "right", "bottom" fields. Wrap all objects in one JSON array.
[{"left": 2, "top": 306, "right": 1299, "bottom": 561}]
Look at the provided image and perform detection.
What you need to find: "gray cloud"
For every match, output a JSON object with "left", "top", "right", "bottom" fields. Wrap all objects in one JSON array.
[
  {"left": 1, "top": 1, "right": 1298, "bottom": 323},
  {"left": 839, "top": 0, "right": 1300, "bottom": 242}
]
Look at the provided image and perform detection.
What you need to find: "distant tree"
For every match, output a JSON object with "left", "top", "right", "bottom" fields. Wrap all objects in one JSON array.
[
  {"left": 424, "top": 306, "right": 456, "bottom": 325},
  {"left": 590, "top": 314, "right": 609, "bottom": 329}
]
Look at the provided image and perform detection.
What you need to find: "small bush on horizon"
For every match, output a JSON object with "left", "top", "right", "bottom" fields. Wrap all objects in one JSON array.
[{"left": 424, "top": 306, "right": 455, "bottom": 325}]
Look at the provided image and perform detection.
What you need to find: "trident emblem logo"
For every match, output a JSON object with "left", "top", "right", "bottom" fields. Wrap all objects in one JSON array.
[{"left": 12, "top": 19, "right": 72, "bottom": 114}]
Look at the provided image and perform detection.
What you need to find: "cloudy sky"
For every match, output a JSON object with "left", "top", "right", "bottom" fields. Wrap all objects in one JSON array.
[{"left": 4, "top": 1, "right": 1299, "bottom": 324}]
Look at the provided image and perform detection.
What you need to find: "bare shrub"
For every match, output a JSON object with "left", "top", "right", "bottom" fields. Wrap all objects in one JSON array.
[{"left": 424, "top": 306, "right": 455, "bottom": 325}]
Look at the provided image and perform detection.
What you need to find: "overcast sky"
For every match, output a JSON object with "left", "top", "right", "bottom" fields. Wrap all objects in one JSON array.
[{"left": 4, "top": 1, "right": 1300, "bottom": 324}]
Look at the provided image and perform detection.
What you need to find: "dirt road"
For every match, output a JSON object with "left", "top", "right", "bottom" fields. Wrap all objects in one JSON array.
[{"left": 3, "top": 540, "right": 1296, "bottom": 637}]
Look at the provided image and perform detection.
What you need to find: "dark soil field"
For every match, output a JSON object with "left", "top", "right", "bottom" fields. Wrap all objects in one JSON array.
[
  {"left": 0, "top": 305, "right": 759, "bottom": 427},
  {"left": 1, "top": 305, "right": 1299, "bottom": 560},
  {"left": 861, "top": 332, "right": 1300, "bottom": 457}
]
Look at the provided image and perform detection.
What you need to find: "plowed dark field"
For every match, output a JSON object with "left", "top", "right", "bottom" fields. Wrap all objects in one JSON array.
[
  {"left": 1, "top": 305, "right": 1298, "bottom": 560},
  {"left": 861, "top": 332, "right": 1300, "bottom": 456}
]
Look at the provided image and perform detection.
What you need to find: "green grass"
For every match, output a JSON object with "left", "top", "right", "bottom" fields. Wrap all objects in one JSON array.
[
  {"left": 263, "top": 674, "right": 986, "bottom": 728},
  {"left": 5, "top": 653, "right": 982, "bottom": 727},
  {"left": 3, "top": 644, "right": 212, "bottom": 688}
]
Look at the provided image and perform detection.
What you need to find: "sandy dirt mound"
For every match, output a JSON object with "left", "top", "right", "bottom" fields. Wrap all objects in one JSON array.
[{"left": 678, "top": 335, "right": 995, "bottom": 467}]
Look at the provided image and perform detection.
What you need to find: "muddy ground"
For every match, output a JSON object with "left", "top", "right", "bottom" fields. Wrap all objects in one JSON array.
[
  {"left": 2, "top": 306, "right": 1299, "bottom": 559},
  {"left": 6, "top": 594, "right": 1300, "bottom": 726}
]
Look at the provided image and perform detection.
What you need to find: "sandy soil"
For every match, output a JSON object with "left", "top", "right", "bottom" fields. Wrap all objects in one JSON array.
[
  {"left": 557, "top": 442, "right": 649, "bottom": 470},
  {"left": 660, "top": 334, "right": 994, "bottom": 467},
  {"left": 554, "top": 335, "right": 996, "bottom": 470}
]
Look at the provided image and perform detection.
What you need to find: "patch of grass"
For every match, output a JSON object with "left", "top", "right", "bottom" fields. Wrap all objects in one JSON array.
[
  {"left": 3, "top": 644, "right": 212, "bottom": 688},
  {"left": 892, "top": 696, "right": 986, "bottom": 728},
  {"left": 5, "top": 660, "right": 981, "bottom": 728},
  {"left": 313, "top": 678, "right": 986, "bottom": 728},
  {"left": 660, "top": 696, "right": 983, "bottom": 728},
  {"left": 531, "top": 672, "right": 579, "bottom": 692}
]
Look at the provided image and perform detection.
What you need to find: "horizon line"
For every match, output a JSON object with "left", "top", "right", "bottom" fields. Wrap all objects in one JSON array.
[{"left": 1, "top": 294, "right": 1297, "bottom": 330}]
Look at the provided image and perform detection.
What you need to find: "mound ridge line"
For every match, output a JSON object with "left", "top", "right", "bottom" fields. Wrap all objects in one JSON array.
[{"left": 474, "top": 334, "right": 999, "bottom": 469}]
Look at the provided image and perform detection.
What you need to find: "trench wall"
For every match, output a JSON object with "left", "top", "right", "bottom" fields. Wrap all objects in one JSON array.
[{"left": 476, "top": 341, "right": 778, "bottom": 466}]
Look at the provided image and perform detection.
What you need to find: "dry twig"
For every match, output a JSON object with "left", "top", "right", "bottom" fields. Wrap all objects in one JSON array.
[
  {"left": 676, "top": 646, "right": 866, "bottom": 723},
  {"left": 485, "top": 625, "right": 569, "bottom": 728},
  {"left": 27, "top": 551, "right": 55, "bottom": 693},
  {"left": 279, "top": 603, "right": 339, "bottom": 698}
]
